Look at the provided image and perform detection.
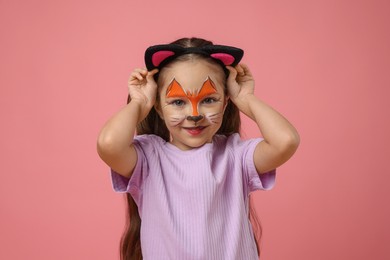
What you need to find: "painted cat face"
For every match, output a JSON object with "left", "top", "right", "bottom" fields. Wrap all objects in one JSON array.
[
  {"left": 164, "top": 77, "right": 222, "bottom": 125},
  {"left": 157, "top": 59, "right": 227, "bottom": 150}
]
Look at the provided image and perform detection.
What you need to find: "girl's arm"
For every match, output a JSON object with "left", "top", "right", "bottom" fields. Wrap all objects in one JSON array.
[
  {"left": 226, "top": 64, "right": 300, "bottom": 174},
  {"left": 97, "top": 68, "right": 158, "bottom": 178}
]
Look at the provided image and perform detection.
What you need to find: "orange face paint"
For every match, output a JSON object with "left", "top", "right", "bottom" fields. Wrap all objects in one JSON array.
[{"left": 166, "top": 77, "right": 218, "bottom": 116}]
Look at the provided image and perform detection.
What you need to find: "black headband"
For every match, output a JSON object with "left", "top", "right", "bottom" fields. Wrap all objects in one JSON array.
[{"left": 144, "top": 44, "right": 244, "bottom": 71}]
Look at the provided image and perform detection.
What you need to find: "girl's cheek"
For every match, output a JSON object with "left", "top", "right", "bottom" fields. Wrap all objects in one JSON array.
[
  {"left": 200, "top": 104, "right": 225, "bottom": 125},
  {"left": 167, "top": 114, "right": 186, "bottom": 127},
  {"left": 204, "top": 112, "right": 224, "bottom": 125},
  {"left": 164, "top": 108, "right": 187, "bottom": 127}
]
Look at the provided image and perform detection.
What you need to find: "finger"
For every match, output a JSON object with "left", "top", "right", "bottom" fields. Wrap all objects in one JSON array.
[
  {"left": 150, "top": 68, "right": 159, "bottom": 75},
  {"left": 225, "top": 66, "right": 238, "bottom": 82},
  {"left": 146, "top": 69, "right": 159, "bottom": 82},
  {"left": 132, "top": 68, "right": 148, "bottom": 78},
  {"left": 235, "top": 64, "right": 246, "bottom": 77},
  {"left": 148, "top": 68, "right": 159, "bottom": 77},
  {"left": 133, "top": 67, "right": 148, "bottom": 73},
  {"left": 239, "top": 63, "right": 253, "bottom": 77},
  {"left": 129, "top": 71, "right": 144, "bottom": 81},
  {"left": 140, "top": 68, "right": 148, "bottom": 76}
]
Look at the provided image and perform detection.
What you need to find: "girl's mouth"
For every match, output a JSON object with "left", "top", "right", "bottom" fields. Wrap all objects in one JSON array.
[{"left": 183, "top": 126, "right": 206, "bottom": 136}]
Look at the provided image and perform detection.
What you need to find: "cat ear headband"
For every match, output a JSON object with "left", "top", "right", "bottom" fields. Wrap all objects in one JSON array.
[{"left": 144, "top": 44, "right": 244, "bottom": 72}]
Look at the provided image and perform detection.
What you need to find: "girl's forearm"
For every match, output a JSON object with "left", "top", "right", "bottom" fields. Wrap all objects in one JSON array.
[{"left": 243, "top": 94, "right": 300, "bottom": 152}]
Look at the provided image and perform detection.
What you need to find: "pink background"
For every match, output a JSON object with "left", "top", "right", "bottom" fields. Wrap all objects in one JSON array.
[{"left": 1, "top": 0, "right": 389, "bottom": 259}]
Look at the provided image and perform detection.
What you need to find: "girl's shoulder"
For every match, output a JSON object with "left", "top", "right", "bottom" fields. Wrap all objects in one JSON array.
[
  {"left": 213, "top": 133, "right": 244, "bottom": 147},
  {"left": 213, "top": 133, "right": 263, "bottom": 153}
]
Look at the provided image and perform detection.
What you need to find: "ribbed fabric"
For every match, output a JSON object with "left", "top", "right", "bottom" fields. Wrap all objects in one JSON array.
[{"left": 111, "top": 133, "right": 276, "bottom": 260}]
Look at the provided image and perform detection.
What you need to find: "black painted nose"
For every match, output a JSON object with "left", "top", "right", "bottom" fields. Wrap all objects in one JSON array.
[{"left": 186, "top": 115, "right": 204, "bottom": 123}]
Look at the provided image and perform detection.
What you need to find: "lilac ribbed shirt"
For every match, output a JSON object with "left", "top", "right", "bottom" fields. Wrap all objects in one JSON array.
[{"left": 111, "top": 133, "right": 276, "bottom": 260}]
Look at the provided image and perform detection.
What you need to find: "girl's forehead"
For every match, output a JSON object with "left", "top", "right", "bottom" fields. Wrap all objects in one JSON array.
[
  {"left": 159, "top": 61, "right": 225, "bottom": 92},
  {"left": 166, "top": 76, "right": 221, "bottom": 90}
]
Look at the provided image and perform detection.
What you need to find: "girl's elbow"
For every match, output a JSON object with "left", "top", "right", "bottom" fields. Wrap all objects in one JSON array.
[
  {"left": 97, "top": 132, "right": 119, "bottom": 158},
  {"left": 272, "top": 130, "right": 299, "bottom": 158},
  {"left": 290, "top": 130, "right": 300, "bottom": 149},
  {"left": 282, "top": 130, "right": 300, "bottom": 156}
]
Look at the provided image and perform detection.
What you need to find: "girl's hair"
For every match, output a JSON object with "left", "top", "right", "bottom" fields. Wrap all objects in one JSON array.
[{"left": 121, "top": 37, "right": 261, "bottom": 260}]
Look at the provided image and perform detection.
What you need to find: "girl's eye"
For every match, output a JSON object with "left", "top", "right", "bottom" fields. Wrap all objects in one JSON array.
[
  {"left": 171, "top": 99, "right": 185, "bottom": 106},
  {"left": 202, "top": 97, "right": 217, "bottom": 104}
]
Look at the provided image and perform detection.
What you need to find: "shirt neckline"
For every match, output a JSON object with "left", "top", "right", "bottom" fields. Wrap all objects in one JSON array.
[{"left": 164, "top": 140, "right": 214, "bottom": 154}]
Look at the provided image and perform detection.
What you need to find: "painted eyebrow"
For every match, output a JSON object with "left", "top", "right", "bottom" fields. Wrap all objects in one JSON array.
[
  {"left": 165, "top": 79, "right": 186, "bottom": 98},
  {"left": 165, "top": 77, "right": 218, "bottom": 98}
]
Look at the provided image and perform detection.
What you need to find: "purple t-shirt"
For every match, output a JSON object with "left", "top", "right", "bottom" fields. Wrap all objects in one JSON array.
[{"left": 111, "top": 133, "right": 276, "bottom": 260}]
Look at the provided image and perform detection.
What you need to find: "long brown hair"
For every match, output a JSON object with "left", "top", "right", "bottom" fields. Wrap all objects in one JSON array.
[{"left": 121, "top": 37, "right": 262, "bottom": 260}]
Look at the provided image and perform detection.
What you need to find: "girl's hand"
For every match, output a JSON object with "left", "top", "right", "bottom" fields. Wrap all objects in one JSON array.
[
  {"left": 128, "top": 68, "right": 159, "bottom": 120},
  {"left": 226, "top": 64, "right": 255, "bottom": 116}
]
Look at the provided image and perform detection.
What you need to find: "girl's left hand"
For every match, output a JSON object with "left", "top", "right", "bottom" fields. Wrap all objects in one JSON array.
[{"left": 226, "top": 64, "right": 255, "bottom": 114}]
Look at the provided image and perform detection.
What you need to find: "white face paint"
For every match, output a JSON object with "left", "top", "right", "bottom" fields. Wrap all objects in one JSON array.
[{"left": 204, "top": 111, "right": 224, "bottom": 125}]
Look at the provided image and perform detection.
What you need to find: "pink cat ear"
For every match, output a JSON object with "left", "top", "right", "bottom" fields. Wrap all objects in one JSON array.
[
  {"left": 152, "top": 50, "right": 175, "bottom": 67},
  {"left": 210, "top": 53, "right": 235, "bottom": 66}
]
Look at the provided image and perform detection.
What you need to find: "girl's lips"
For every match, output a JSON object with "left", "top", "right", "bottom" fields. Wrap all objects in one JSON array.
[{"left": 183, "top": 126, "right": 206, "bottom": 136}]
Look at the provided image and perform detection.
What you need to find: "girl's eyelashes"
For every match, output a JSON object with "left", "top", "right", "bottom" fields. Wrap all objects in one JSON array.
[
  {"left": 201, "top": 97, "right": 219, "bottom": 104},
  {"left": 169, "top": 99, "right": 186, "bottom": 106},
  {"left": 167, "top": 97, "right": 220, "bottom": 106}
]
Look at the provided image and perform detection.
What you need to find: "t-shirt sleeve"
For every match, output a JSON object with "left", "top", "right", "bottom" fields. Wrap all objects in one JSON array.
[
  {"left": 110, "top": 135, "right": 153, "bottom": 204},
  {"left": 241, "top": 136, "right": 276, "bottom": 194}
]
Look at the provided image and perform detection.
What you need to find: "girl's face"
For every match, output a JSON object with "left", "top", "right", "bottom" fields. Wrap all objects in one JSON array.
[{"left": 156, "top": 59, "right": 227, "bottom": 150}]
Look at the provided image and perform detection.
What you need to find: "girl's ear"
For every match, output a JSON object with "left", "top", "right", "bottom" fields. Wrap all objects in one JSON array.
[
  {"left": 223, "top": 96, "right": 230, "bottom": 112},
  {"left": 154, "top": 101, "right": 164, "bottom": 120}
]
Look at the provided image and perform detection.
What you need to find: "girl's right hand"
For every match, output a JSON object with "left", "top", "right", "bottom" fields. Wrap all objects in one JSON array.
[{"left": 128, "top": 68, "right": 159, "bottom": 119}]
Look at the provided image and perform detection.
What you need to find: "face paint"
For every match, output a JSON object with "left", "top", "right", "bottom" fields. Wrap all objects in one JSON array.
[
  {"left": 166, "top": 114, "right": 186, "bottom": 127},
  {"left": 166, "top": 77, "right": 218, "bottom": 117},
  {"left": 156, "top": 59, "right": 229, "bottom": 150},
  {"left": 204, "top": 111, "right": 224, "bottom": 125}
]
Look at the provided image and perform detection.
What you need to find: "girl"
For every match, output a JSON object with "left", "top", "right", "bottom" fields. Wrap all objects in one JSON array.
[{"left": 97, "top": 37, "right": 299, "bottom": 260}]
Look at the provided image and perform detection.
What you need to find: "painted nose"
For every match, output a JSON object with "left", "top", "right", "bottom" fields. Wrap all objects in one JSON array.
[{"left": 187, "top": 115, "right": 204, "bottom": 123}]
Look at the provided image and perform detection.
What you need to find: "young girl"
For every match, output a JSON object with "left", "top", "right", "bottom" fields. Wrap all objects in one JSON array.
[{"left": 97, "top": 37, "right": 299, "bottom": 260}]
